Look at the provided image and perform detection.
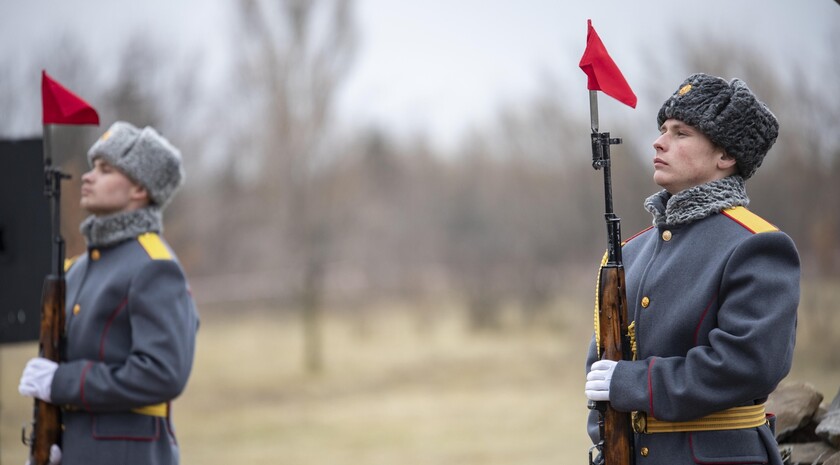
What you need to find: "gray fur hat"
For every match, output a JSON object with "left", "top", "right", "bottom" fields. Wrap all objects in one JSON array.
[
  {"left": 657, "top": 73, "right": 779, "bottom": 179},
  {"left": 87, "top": 121, "right": 185, "bottom": 208}
]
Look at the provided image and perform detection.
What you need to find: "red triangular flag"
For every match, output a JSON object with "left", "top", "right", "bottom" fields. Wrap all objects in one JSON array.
[
  {"left": 579, "top": 20, "right": 637, "bottom": 108},
  {"left": 41, "top": 70, "right": 99, "bottom": 125}
]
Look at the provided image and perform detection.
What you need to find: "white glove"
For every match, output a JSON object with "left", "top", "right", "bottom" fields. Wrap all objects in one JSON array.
[
  {"left": 19, "top": 358, "right": 58, "bottom": 403},
  {"left": 25, "top": 444, "right": 62, "bottom": 465},
  {"left": 585, "top": 359, "right": 617, "bottom": 402}
]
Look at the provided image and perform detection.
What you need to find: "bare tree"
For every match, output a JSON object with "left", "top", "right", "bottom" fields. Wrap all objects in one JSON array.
[{"left": 229, "top": 0, "right": 357, "bottom": 373}]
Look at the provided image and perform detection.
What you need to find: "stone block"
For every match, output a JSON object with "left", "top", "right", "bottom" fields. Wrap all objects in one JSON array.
[
  {"left": 817, "top": 388, "right": 840, "bottom": 448},
  {"left": 767, "top": 381, "right": 824, "bottom": 441}
]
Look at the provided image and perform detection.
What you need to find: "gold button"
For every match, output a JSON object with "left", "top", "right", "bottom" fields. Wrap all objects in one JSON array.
[
  {"left": 91, "top": 249, "right": 101, "bottom": 261},
  {"left": 640, "top": 447, "right": 649, "bottom": 457},
  {"left": 641, "top": 296, "right": 650, "bottom": 308},
  {"left": 662, "top": 230, "right": 672, "bottom": 241},
  {"left": 73, "top": 304, "right": 81, "bottom": 315}
]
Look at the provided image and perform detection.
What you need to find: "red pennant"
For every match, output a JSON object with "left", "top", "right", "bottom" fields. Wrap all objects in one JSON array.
[
  {"left": 41, "top": 70, "right": 100, "bottom": 125},
  {"left": 579, "top": 20, "right": 637, "bottom": 108}
]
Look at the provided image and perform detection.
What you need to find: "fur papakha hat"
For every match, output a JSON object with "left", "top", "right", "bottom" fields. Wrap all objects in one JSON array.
[
  {"left": 87, "top": 121, "right": 185, "bottom": 208},
  {"left": 657, "top": 73, "right": 779, "bottom": 179}
]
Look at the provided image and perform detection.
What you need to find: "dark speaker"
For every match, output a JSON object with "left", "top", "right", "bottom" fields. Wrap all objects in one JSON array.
[{"left": 0, "top": 139, "right": 51, "bottom": 344}]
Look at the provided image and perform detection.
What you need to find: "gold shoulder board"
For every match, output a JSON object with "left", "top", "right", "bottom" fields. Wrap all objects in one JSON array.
[
  {"left": 722, "top": 206, "right": 778, "bottom": 234},
  {"left": 137, "top": 233, "right": 173, "bottom": 260}
]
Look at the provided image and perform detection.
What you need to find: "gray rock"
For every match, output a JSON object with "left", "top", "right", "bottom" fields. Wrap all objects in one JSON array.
[
  {"left": 786, "top": 419, "right": 822, "bottom": 443},
  {"left": 767, "top": 381, "right": 824, "bottom": 441},
  {"left": 817, "top": 388, "right": 840, "bottom": 448}
]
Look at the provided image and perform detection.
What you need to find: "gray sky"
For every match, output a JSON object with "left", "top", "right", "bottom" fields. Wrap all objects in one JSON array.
[{"left": 1, "top": 0, "right": 838, "bottom": 149}]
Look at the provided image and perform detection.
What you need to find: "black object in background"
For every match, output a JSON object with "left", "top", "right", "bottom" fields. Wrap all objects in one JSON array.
[{"left": 0, "top": 138, "right": 50, "bottom": 344}]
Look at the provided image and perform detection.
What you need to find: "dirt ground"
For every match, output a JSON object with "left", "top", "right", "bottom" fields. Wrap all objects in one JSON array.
[{"left": 2, "top": 300, "right": 837, "bottom": 465}]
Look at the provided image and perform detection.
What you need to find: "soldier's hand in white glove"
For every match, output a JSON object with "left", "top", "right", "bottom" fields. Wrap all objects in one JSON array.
[
  {"left": 585, "top": 359, "right": 617, "bottom": 402},
  {"left": 19, "top": 358, "right": 58, "bottom": 403},
  {"left": 25, "top": 444, "right": 62, "bottom": 465}
]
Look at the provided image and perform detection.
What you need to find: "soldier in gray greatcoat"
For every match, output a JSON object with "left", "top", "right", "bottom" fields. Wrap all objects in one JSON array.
[
  {"left": 585, "top": 74, "right": 799, "bottom": 464},
  {"left": 19, "top": 122, "right": 199, "bottom": 465}
]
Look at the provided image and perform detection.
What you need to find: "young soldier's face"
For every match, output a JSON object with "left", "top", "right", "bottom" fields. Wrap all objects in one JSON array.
[
  {"left": 652, "top": 119, "right": 737, "bottom": 194},
  {"left": 80, "top": 159, "right": 148, "bottom": 216}
]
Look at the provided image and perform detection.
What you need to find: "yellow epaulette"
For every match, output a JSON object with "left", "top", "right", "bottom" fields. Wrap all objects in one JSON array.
[
  {"left": 137, "top": 232, "right": 173, "bottom": 260},
  {"left": 722, "top": 206, "right": 779, "bottom": 234}
]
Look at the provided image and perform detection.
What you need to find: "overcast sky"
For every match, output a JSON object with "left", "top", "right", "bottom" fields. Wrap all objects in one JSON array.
[{"left": 1, "top": 0, "right": 838, "bottom": 149}]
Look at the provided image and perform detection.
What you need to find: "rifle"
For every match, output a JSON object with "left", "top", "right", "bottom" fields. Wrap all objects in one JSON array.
[
  {"left": 22, "top": 132, "right": 69, "bottom": 465},
  {"left": 587, "top": 90, "right": 635, "bottom": 465}
]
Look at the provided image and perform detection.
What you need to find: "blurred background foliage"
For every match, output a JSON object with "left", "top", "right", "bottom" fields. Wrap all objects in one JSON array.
[
  {"left": 1, "top": 0, "right": 838, "bottom": 363},
  {"left": 2, "top": 1, "right": 839, "bottom": 463}
]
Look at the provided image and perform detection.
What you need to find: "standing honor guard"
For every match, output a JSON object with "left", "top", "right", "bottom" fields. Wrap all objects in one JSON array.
[
  {"left": 585, "top": 73, "right": 800, "bottom": 464},
  {"left": 19, "top": 121, "right": 199, "bottom": 465}
]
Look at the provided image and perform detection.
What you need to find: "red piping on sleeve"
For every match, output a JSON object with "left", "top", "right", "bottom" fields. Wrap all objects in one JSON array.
[
  {"left": 648, "top": 357, "right": 657, "bottom": 418},
  {"left": 79, "top": 361, "right": 94, "bottom": 412},
  {"left": 693, "top": 294, "right": 718, "bottom": 346}
]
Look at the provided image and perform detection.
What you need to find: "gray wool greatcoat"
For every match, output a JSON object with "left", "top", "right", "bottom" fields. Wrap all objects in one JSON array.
[
  {"left": 586, "top": 206, "right": 799, "bottom": 465},
  {"left": 50, "top": 232, "right": 199, "bottom": 465}
]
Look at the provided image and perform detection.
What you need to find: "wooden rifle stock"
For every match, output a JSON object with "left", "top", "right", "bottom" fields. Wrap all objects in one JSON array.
[
  {"left": 28, "top": 276, "right": 66, "bottom": 465},
  {"left": 594, "top": 265, "right": 634, "bottom": 465},
  {"left": 24, "top": 158, "right": 70, "bottom": 465}
]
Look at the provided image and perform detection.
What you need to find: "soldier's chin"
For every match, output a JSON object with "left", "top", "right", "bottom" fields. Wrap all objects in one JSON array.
[{"left": 80, "top": 200, "right": 104, "bottom": 215}]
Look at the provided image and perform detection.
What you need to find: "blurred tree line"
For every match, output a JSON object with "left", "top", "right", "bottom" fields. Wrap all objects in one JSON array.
[{"left": 1, "top": 1, "right": 838, "bottom": 356}]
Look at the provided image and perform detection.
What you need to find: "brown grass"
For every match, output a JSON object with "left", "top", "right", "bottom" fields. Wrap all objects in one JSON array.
[{"left": 2, "top": 297, "right": 838, "bottom": 465}]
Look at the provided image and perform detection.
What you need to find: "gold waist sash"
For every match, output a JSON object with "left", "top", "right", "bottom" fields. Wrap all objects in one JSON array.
[
  {"left": 63, "top": 402, "right": 168, "bottom": 418},
  {"left": 131, "top": 403, "right": 168, "bottom": 418},
  {"left": 632, "top": 404, "right": 767, "bottom": 434}
]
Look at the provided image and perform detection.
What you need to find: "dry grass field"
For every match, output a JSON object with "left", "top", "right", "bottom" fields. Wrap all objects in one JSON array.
[{"left": 2, "top": 293, "right": 838, "bottom": 465}]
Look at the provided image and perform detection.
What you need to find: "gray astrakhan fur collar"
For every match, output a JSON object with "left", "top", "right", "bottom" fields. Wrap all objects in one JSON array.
[
  {"left": 644, "top": 175, "right": 749, "bottom": 227},
  {"left": 80, "top": 206, "right": 163, "bottom": 248}
]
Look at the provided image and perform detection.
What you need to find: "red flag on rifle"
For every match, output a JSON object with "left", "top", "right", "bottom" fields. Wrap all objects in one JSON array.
[
  {"left": 579, "top": 20, "right": 637, "bottom": 108},
  {"left": 41, "top": 70, "right": 99, "bottom": 125}
]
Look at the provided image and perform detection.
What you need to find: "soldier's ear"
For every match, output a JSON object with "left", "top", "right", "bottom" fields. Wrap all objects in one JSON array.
[
  {"left": 717, "top": 151, "right": 737, "bottom": 172},
  {"left": 130, "top": 184, "right": 150, "bottom": 203}
]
